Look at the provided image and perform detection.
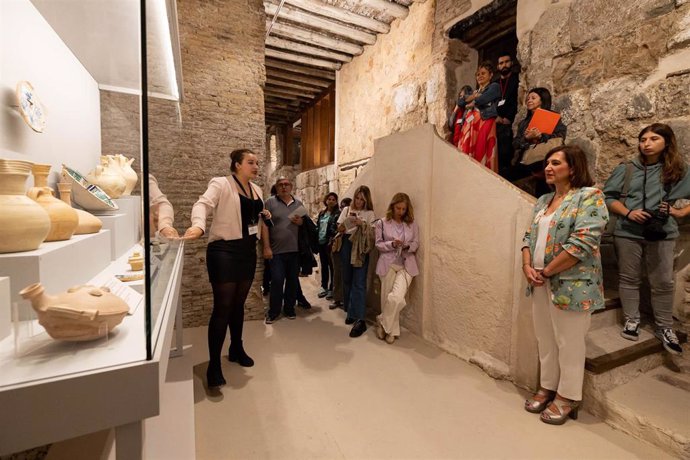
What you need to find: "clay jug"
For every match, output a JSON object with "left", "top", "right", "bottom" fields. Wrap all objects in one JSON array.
[
  {"left": 128, "top": 251, "right": 144, "bottom": 271},
  {"left": 0, "top": 159, "right": 51, "bottom": 253},
  {"left": 87, "top": 162, "right": 126, "bottom": 199},
  {"left": 28, "top": 163, "right": 79, "bottom": 242},
  {"left": 19, "top": 283, "right": 130, "bottom": 341},
  {"left": 57, "top": 181, "right": 102, "bottom": 234},
  {"left": 109, "top": 154, "right": 138, "bottom": 195}
]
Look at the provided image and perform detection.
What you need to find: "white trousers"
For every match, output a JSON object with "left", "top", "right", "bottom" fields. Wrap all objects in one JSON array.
[
  {"left": 532, "top": 283, "right": 591, "bottom": 401},
  {"left": 377, "top": 265, "right": 412, "bottom": 337}
]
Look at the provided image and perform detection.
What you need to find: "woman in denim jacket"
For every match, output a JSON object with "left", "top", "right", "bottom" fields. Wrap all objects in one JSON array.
[{"left": 521, "top": 145, "right": 608, "bottom": 425}]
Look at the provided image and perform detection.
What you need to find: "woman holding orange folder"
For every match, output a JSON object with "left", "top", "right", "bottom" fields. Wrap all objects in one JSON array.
[{"left": 513, "top": 87, "right": 567, "bottom": 196}]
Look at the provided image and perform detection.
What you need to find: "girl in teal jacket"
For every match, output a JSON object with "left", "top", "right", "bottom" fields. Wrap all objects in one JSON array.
[{"left": 603, "top": 123, "right": 690, "bottom": 355}]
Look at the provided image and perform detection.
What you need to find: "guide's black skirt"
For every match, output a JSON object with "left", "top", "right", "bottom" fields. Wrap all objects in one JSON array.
[{"left": 206, "top": 236, "right": 257, "bottom": 283}]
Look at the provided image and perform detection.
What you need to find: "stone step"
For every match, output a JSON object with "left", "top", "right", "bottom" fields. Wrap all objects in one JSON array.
[
  {"left": 585, "top": 324, "right": 687, "bottom": 374},
  {"left": 590, "top": 296, "right": 622, "bottom": 330},
  {"left": 595, "top": 366, "right": 690, "bottom": 458}
]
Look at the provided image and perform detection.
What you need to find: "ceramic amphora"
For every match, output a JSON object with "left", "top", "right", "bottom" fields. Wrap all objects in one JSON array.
[
  {"left": 57, "top": 182, "right": 102, "bottom": 234},
  {"left": 87, "top": 161, "right": 126, "bottom": 199},
  {"left": 106, "top": 154, "right": 138, "bottom": 196},
  {"left": 28, "top": 163, "right": 78, "bottom": 242},
  {"left": 19, "top": 283, "right": 130, "bottom": 341},
  {"left": 0, "top": 159, "right": 51, "bottom": 253}
]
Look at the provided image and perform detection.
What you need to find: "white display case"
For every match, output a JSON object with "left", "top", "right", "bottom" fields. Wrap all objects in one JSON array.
[{"left": 0, "top": 0, "right": 186, "bottom": 457}]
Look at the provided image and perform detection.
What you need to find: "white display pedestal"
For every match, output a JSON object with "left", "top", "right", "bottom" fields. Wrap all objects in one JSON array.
[
  {"left": 0, "top": 231, "right": 112, "bottom": 307},
  {"left": 0, "top": 277, "right": 9, "bottom": 341},
  {"left": 114, "top": 195, "right": 141, "bottom": 244},
  {"left": 100, "top": 213, "right": 137, "bottom": 261}
]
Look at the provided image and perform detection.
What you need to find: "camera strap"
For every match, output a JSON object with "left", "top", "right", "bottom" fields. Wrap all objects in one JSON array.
[{"left": 642, "top": 164, "right": 673, "bottom": 210}]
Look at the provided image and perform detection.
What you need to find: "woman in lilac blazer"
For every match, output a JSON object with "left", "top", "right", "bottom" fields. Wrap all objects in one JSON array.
[{"left": 374, "top": 193, "right": 419, "bottom": 343}]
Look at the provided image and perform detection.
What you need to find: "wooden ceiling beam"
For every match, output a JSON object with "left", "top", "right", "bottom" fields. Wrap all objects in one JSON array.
[
  {"left": 266, "top": 68, "right": 332, "bottom": 88},
  {"left": 282, "top": 0, "right": 390, "bottom": 34},
  {"left": 266, "top": 96, "right": 303, "bottom": 106},
  {"left": 266, "top": 36, "right": 352, "bottom": 63},
  {"left": 265, "top": 48, "right": 341, "bottom": 70},
  {"left": 266, "top": 58, "right": 336, "bottom": 80},
  {"left": 265, "top": 89, "right": 313, "bottom": 102},
  {"left": 265, "top": 2, "right": 377, "bottom": 45},
  {"left": 266, "top": 84, "right": 318, "bottom": 97},
  {"left": 358, "top": 0, "right": 408, "bottom": 19},
  {"left": 267, "top": 77, "right": 323, "bottom": 92},
  {"left": 266, "top": 20, "right": 363, "bottom": 55}
]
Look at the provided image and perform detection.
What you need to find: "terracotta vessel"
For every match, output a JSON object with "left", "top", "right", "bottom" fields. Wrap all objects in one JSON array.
[
  {"left": 57, "top": 182, "right": 102, "bottom": 234},
  {"left": 106, "top": 154, "right": 138, "bottom": 196},
  {"left": 28, "top": 163, "right": 78, "bottom": 242},
  {"left": 0, "top": 159, "right": 51, "bottom": 253},
  {"left": 19, "top": 283, "right": 129, "bottom": 341},
  {"left": 87, "top": 161, "right": 126, "bottom": 199},
  {"left": 128, "top": 251, "right": 144, "bottom": 271}
]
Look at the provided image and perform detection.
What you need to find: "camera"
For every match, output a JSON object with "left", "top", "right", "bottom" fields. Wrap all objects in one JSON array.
[{"left": 642, "top": 207, "right": 668, "bottom": 241}]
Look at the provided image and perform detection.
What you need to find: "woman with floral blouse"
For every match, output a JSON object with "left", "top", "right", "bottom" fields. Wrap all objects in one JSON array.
[{"left": 521, "top": 145, "right": 608, "bottom": 425}]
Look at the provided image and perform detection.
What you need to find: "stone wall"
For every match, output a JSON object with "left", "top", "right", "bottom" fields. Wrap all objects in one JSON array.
[
  {"left": 100, "top": 0, "right": 267, "bottom": 326},
  {"left": 517, "top": 0, "right": 690, "bottom": 182},
  {"left": 335, "top": 0, "right": 439, "bottom": 183}
]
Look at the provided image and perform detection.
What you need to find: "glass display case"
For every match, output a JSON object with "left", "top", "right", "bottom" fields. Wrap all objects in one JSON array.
[{"left": 0, "top": 0, "right": 184, "bottom": 455}]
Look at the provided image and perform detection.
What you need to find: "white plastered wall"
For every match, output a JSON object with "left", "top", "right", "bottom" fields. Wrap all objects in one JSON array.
[
  {"left": 0, "top": 0, "right": 102, "bottom": 187},
  {"left": 344, "top": 124, "right": 539, "bottom": 388}
]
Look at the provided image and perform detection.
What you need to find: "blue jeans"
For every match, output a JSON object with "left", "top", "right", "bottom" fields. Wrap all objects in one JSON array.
[
  {"left": 340, "top": 235, "right": 368, "bottom": 321},
  {"left": 269, "top": 252, "right": 299, "bottom": 317}
]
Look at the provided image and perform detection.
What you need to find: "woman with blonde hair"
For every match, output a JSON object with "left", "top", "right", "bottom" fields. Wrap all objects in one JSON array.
[
  {"left": 374, "top": 193, "right": 419, "bottom": 343},
  {"left": 337, "top": 185, "right": 376, "bottom": 337}
]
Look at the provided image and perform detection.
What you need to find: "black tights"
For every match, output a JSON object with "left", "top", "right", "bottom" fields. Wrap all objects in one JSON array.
[{"left": 207, "top": 280, "right": 252, "bottom": 369}]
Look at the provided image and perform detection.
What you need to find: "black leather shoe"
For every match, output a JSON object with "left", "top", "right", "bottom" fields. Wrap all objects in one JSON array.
[
  {"left": 228, "top": 340, "right": 254, "bottom": 367},
  {"left": 345, "top": 317, "right": 355, "bottom": 325},
  {"left": 206, "top": 365, "right": 226, "bottom": 388},
  {"left": 349, "top": 320, "right": 367, "bottom": 338},
  {"left": 329, "top": 301, "right": 342, "bottom": 310}
]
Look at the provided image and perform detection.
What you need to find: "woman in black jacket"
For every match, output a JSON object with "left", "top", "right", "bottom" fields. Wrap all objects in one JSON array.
[{"left": 316, "top": 192, "right": 340, "bottom": 298}]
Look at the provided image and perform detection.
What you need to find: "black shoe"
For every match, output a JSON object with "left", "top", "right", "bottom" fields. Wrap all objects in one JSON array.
[
  {"left": 285, "top": 310, "right": 297, "bottom": 320},
  {"left": 620, "top": 319, "right": 640, "bottom": 341},
  {"left": 206, "top": 365, "right": 226, "bottom": 388},
  {"left": 297, "top": 298, "right": 312, "bottom": 309},
  {"left": 656, "top": 328, "right": 683, "bottom": 355},
  {"left": 228, "top": 340, "right": 254, "bottom": 367},
  {"left": 265, "top": 313, "right": 279, "bottom": 324},
  {"left": 326, "top": 290, "right": 334, "bottom": 300},
  {"left": 328, "top": 301, "right": 342, "bottom": 310},
  {"left": 345, "top": 317, "right": 355, "bottom": 325},
  {"left": 349, "top": 320, "right": 367, "bottom": 338}
]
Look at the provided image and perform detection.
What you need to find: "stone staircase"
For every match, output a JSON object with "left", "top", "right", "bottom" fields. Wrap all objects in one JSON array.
[{"left": 583, "top": 295, "right": 690, "bottom": 458}]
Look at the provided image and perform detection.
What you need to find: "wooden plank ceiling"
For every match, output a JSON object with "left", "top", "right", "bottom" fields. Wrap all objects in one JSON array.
[{"left": 263, "top": 0, "right": 415, "bottom": 127}]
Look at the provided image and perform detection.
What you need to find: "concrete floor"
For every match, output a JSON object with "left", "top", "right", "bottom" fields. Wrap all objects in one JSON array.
[{"left": 186, "top": 277, "right": 671, "bottom": 460}]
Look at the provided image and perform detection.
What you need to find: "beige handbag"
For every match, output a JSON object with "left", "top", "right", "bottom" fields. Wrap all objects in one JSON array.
[{"left": 520, "top": 137, "right": 564, "bottom": 166}]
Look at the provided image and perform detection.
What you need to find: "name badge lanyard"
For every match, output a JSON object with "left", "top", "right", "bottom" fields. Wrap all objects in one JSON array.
[{"left": 232, "top": 175, "right": 258, "bottom": 225}]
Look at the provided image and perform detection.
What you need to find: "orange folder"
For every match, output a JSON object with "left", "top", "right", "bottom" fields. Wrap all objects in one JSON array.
[{"left": 526, "top": 108, "right": 561, "bottom": 135}]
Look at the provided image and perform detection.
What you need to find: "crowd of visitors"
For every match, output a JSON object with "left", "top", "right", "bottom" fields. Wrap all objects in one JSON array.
[{"left": 179, "top": 80, "right": 688, "bottom": 428}]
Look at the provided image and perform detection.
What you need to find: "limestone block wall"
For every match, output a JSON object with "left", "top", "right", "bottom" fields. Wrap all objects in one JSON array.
[
  {"left": 100, "top": 0, "right": 267, "bottom": 327},
  {"left": 335, "top": 0, "right": 439, "bottom": 169},
  {"left": 342, "top": 124, "right": 538, "bottom": 389},
  {"left": 516, "top": 0, "right": 690, "bottom": 181}
]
